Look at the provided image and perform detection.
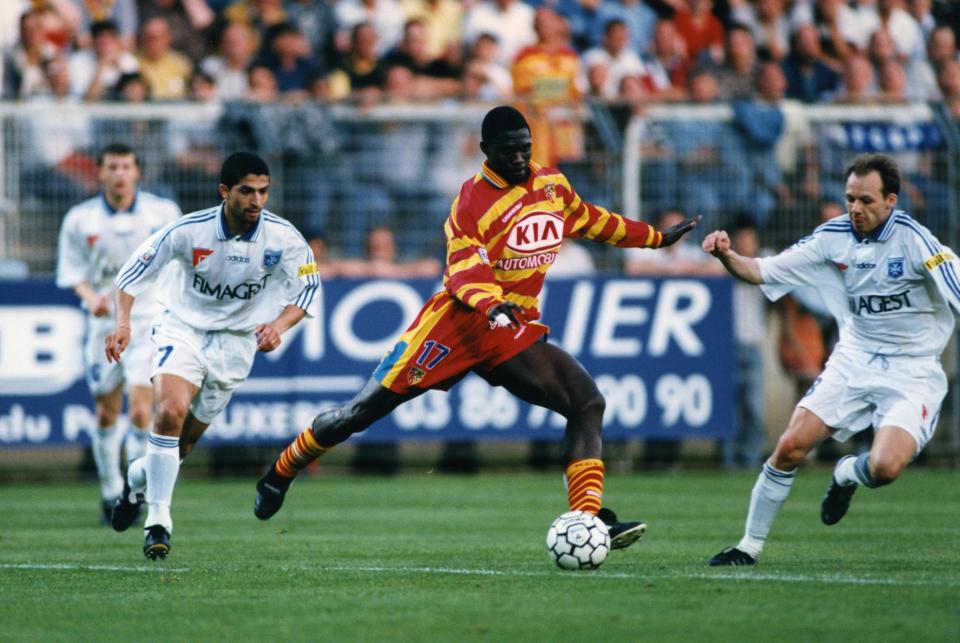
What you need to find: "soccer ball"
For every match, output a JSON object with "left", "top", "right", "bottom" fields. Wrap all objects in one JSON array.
[{"left": 546, "top": 511, "right": 610, "bottom": 570}]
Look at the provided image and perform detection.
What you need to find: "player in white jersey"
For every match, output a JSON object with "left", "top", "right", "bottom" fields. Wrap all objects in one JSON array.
[
  {"left": 104, "top": 152, "right": 320, "bottom": 560},
  {"left": 702, "top": 153, "right": 960, "bottom": 566},
  {"left": 55, "top": 143, "right": 181, "bottom": 525}
]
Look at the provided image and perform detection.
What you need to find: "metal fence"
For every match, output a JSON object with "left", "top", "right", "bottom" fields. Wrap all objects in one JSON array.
[{"left": 1, "top": 100, "right": 957, "bottom": 275}]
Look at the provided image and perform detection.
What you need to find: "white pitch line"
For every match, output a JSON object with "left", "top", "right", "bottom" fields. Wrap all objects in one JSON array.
[
  {"left": 0, "top": 563, "right": 189, "bottom": 573},
  {"left": 292, "top": 564, "right": 960, "bottom": 587}
]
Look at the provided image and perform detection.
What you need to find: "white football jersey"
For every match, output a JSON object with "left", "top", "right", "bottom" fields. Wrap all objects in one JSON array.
[
  {"left": 758, "top": 210, "right": 960, "bottom": 357},
  {"left": 56, "top": 191, "right": 182, "bottom": 320},
  {"left": 115, "top": 204, "right": 320, "bottom": 332}
]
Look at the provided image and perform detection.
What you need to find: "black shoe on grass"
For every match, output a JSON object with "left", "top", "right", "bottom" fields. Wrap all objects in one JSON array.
[
  {"left": 254, "top": 468, "right": 293, "bottom": 520},
  {"left": 707, "top": 547, "right": 756, "bottom": 566},
  {"left": 143, "top": 525, "right": 170, "bottom": 560},
  {"left": 111, "top": 479, "right": 144, "bottom": 532},
  {"left": 596, "top": 507, "right": 647, "bottom": 550},
  {"left": 821, "top": 477, "right": 858, "bottom": 525}
]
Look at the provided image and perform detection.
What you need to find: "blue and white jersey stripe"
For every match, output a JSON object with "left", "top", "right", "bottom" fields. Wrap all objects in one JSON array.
[
  {"left": 114, "top": 203, "right": 320, "bottom": 332},
  {"left": 757, "top": 211, "right": 959, "bottom": 357}
]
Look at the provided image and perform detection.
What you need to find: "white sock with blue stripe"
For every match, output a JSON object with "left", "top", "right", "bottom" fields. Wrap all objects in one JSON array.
[
  {"left": 92, "top": 423, "right": 124, "bottom": 500},
  {"left": 737, "top": 462, "right": 796, "bottom": 559},
  {"left": 835, "top": 453, "right": 878, "bottom": 488},
  {"left": 145, "top": 433, "right": 180, "bottom": 533}
]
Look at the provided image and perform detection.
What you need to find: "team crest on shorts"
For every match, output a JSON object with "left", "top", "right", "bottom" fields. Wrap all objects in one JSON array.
[
  {"left": 887, "top": 257, "right": 904, "bottom": 278},
  {"left": 407, "top": 366, "right": 426, "bottom": 386},
  {"left": 544, "top": 183, "right": 556, "bottom": 200},
  {"left": 263, "top": 250, "right": 282, "bottom": 268}
]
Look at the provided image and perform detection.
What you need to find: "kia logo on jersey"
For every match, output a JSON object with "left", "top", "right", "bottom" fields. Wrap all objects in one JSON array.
[
  {"left": 506, "top": 212, "right": 563, "bottom": 253},
  {"left": 192, "top": 248, "right": 213, "bottom": 266}
]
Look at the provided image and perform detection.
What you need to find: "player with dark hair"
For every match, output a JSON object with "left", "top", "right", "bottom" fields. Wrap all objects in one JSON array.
[
  {"left": 105, "top": 152, "right": 319, "bottom": 559},
  {"left": 703, "top": 153, "right": 960, "bottom": 566},
  {"left": 254, "top": 106, "right": 699, "bottom": 549},
  {"left": 56, "top": 142, "right": 181, "bottom": 525}
]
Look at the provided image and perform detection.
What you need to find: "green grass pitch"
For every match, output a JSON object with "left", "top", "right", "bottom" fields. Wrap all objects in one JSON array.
[{"left": 1, "top": 469, "right": 957, "bottom": 641}]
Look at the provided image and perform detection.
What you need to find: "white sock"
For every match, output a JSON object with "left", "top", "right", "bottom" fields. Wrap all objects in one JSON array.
[
  {"left": 144, "top": 433, "right": 180, "bottom": 533},
  {"left": 737, "top": 462, "right": 796, "bottom": 559},
  {"left": 833, "top": 454, "right": 859, "bottom": 486},
  {"left": 126, "top": 456, "right": 147, "bottom": 496},
  {"left": 124, "top": 427, "right": 149, "bottom": 463},
  {"left": 92, "top": 424, "right": 124, "bottom": 500}
]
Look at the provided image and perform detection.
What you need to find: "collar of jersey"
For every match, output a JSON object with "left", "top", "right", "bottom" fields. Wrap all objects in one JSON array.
[
  {"left": 851, "top": 209, "right": 900, "bottom": 243},
  {"left": 216, "top": 202, "right": 262, "bottom": 242},
  {"left": 101, "top": 189, "right": 139, "bottom": 216},
  {"left": 480, "top": 160, "right": 541, "bottom": 189}
]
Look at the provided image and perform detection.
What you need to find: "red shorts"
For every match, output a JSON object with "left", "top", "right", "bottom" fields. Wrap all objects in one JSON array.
[{"left": 372, "top": 292, "right": 549, "bottom": 395}]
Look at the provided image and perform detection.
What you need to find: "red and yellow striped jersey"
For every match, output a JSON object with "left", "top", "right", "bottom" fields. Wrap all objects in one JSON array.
[{"left": 443, "top": 160, "right": 663, "bottom": 320}]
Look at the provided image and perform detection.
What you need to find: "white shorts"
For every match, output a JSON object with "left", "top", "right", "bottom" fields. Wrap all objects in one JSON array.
[
  {"left": 150, "top": 311, "right": 258, "bottom": 424},
  {"left": 798, "top": 345, "right": 946, "bottom": 454},
  {"left": 84, "top": 315, "right": 154, "bottom": 396}
]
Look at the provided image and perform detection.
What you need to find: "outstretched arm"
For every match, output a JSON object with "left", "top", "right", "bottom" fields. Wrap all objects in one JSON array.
[
  {"left": 702, "top": 230, "right": 763, "bottom": 284},
  {"left": 659, "top": 215, "right": 701, "bottom": 248}
]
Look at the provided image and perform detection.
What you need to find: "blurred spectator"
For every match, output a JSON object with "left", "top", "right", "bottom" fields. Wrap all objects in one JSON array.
[
  {"left": 834, "top": 53, "right": 878, "bottom": 103},
  {"left": 200, "top": 22, "right": 256, "bottom": 100},
  {"left": 463, "top": 0, "right": 536, "bottom": 67},
  {"left": 869, "top": 23, "right": 937, "bottom": 100},
  {"left": 113, "top": 70, "right": 151, "bottom": 101},
  {"left": 865, "top": 0, "right": 926, "bottom": 63},
  {"left": 335, "top": 0, "right": 405, "bottom": 57},
  {"left": 21, "top": 54, "right": 94, "bottom": 215},
  {"left": 877, "top": 57, "right": 910, "bottom": 102},
  {"left": 69, "top": 20, "right": 139, "bottom": 101},
  {"left": 582, "top": 18, "right": 649, "bottom": 100},
  {"left": 781, "top": 23, "right": 842, "bottom": 103},
  {"left": 512, "top": 8, "right": 583, "bottom": 167},
  {"left": 222, "top": 0, "right": 288, "bottom": 55},
  {"left": 907, "top": 0, "right": 935, "bottom": 37},
  {"left": 731, "top": 61, "right": 790, "bottom": 226},
  {"left": 592, "top": 0, "right": 660, "bottom": 56},
  {"left": 713, "top": 23, "right": 759, "bottom": 101},
  {"left": 461, "top": 32, "right": 512, "bottom": 100},
  {"left": 135, "top": 16, "right": 193, "bottom": 100},
  {"left": 722, "top": 217, "right": 767, "bottom": 470},
  {"left": 245, "top": 61, "right": 278, "bottom": 101},
  {"left": 789, "top": 0, "right": 864, "bottom": 65},
  {"left": 136, "top": 0, "right": 215, "bottom": 63},
  {"left": 642, "top": 18, "right": 690, "bottom": 100},
  {"left": 399, "top": 0, "right": 463, "bottom": 63},
  {"left": 75, "top": 0, "right": 137, "bottom": 51},
  {"left": 332, "top": 21, "right": 388, "bottom": 103},
  {"left": 305, "top": 231, "right": 340, "bottom": 279},
  {"left": 258, "top": 21, "right": 316, "bottom": 97},
  {"left": 938, "top": 59, "right": 960, "bottom": 119},
  {"left": 3, "top": 9, "right": 57, "bottom": 99},
  {"left": 673, "top": 0, "right": 724, "bottom": 66},
  {"left": 928, "top": 24, "right": 959, "bottom": 69},
  {"left": 285, "top": 0, "right": 338, "bottom": 72},
  {"left": 0, "top": 1, "right": 30, "bottom": 54},
  {"left": 383, "top": 18, "right": 461, "bottom": 99},
  {"left": 730, "top": 0, "right": 789, "bottom": 61},
  {"left": 332, "top": 225, "right": 442, "bottom": 278},
  {"left": 624, "top": 208, "right": 723, "bottom": 276}
]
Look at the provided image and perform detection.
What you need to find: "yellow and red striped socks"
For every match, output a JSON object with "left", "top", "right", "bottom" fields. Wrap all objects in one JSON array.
[
  {"left": 566, "top": 458, "right": 605, "bottom": 515},
  {"left": 274, "top": 427, "right": 329, "bottom": 479}
]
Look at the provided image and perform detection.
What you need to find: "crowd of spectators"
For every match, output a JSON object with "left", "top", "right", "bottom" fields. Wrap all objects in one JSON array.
[
  {"left": 3, "top": 1, "right": 957, "bottom": 115},
  {"left": 2, "top": 1, "right": 959, "bottom": 258}
]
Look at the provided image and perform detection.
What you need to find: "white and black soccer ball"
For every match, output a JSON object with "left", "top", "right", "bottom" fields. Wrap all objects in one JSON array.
[{"left": 546, "top": 510, "right": 610, "bottom": 570}]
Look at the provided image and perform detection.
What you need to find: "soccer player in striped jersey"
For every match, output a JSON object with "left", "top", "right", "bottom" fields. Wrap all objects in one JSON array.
[
  {"left": 105, "top": 152, "right": 319, "bottom": 559},
  {"left": 56, "top": 143, "right": 181, "bottom": 525},
  {"left": 255, "top": 105, "right": 699, "bottom": 551},
  {"left": 703, "top": 153, "right": 960, "bottom": 566}
]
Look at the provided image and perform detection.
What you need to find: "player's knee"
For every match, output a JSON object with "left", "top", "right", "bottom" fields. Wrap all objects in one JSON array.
[
  {"left": 96, "top": 406, "right": 120, "bottom": 429},
  {"left": 577, "top": 392, "right": 605, "bottom": 421},
  {"left": 129, "top": 406, "right": 152, "bottom": 430},
  {"left": 869, "top": 457, "right": 905, "bottom": 486},
  {"left": 772, "top": 433, "right": 809, "bottom": 468},
  {"left": 154, "top": 399, "right": 188, "bottom": 434}
]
